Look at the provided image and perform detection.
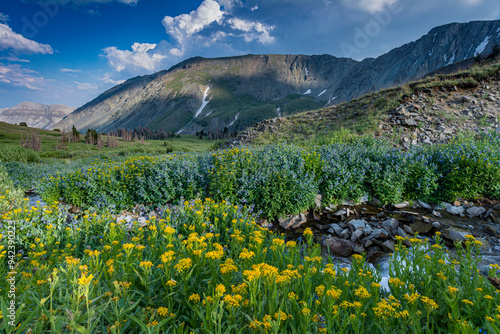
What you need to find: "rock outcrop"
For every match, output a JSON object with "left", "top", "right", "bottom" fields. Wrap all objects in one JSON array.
[{"left": 0, "top": 102, "right": 74, "bottom": 129}]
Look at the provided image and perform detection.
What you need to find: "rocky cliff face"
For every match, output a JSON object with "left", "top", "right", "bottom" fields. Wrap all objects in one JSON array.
[
  {"left": 0, "top": 102, "right": 74, "bottom": 129},
  {"left": 54, "top": 20, "right": 500, "bottom": 134}
]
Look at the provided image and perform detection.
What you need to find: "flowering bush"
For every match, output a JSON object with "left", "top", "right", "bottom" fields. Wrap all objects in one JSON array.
[{"left": 1, "top": 198, "right": 499, "bottom": 333}]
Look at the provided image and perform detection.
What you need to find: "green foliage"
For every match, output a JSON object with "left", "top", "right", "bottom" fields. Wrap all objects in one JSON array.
[
  {"left": 0, "top": 147, "right": 40, "bottom": 163},
  {"left": 1, "top": 198, "right": 499, "bottom": 333}
]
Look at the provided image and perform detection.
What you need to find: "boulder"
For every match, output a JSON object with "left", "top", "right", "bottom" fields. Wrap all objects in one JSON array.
[
  {"left": 324, "top": 237, "right": 354, "bottom": 257},
  {"left": 483, "top": 225, "right": 500, "bottom": 237},
  {"left": 382, "top": 218, "right": 399, "bottom": 232},
  {"left": 409, "top": 221, "right": 433, "bottom": 234},
  {"left": 351, "top": 230, "right": 364, "bottom": 242},
  {"left": 416, "top": 200, "right": 432, "bottom": 210},
  {"left": 466, "top": 206, "right": 486, "bottom": 218},
  {"left": 328, "top": 223, "right": 344, "bottom": 236},
  {"left": 444, "top": 203, "right": 465, "bottom": 215},
  {"left": 381, "top": 240, "right": 396, "bottom": 253},
  {"left": 442, "top": 228, "right": 469, "bottom": 243},
  {"left": 348, "top": 219, "right": 367, "bottom": 232}
]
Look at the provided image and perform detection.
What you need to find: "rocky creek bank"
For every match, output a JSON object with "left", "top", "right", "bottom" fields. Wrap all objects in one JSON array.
[{"left": 261, "top": 195, "right": 500, "bottom": 275}]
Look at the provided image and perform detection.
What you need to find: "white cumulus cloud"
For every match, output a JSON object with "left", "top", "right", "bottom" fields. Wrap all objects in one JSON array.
[
  {"left": 101, "top": 72, "right": 126, "bottom": 85},
  {"left": 0, "top": 63, "right": 44, "bottom": 90},
  {"left": 75, "top": 81, "right": 98, "bottom": 90},
  {"left": 162, "top": 0, "right": 225, "bottom": 54},
  {"left": 0, "top": 23, "right": 53, "bottom": 55},
  {"left": 227, "top": 17, "right": 275, "bottom": 44},
  {"left": 102, "top": 42, "right": 166, "bottom": 73}
]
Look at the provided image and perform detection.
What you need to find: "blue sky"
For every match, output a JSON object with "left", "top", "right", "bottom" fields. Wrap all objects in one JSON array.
[{"left": 0, "top": 0, "right": 499, "bottom": 108}]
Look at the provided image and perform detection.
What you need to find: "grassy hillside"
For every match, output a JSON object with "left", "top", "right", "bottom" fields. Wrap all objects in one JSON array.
[
  {"left": 0, "top": 121, "right": 222, "bottom": 161},
  {"left": 236, "top": 57, "right": 500, "bottom": 146}
]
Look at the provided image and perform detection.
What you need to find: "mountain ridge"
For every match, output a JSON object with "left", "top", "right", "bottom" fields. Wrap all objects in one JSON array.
[
  {"left": 0, "top": 102, "right": 75, "bottom": 130},
  {"left": 53, "top": 19, "right": 500, "bottom": 134}
]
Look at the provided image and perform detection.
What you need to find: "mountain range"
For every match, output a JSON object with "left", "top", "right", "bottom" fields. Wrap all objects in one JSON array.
[
  {"left": 51, "top": 19, "right": 500, "bottom": 135},
  {"left": 0, "top": 102, "right": 74, "bottom": 130}
]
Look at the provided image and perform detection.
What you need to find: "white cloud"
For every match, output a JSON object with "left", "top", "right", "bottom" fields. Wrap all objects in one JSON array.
[
  {"left": 102, "top": 42, "right": 166, "bottom": 73},
  {"left": 0, "top": 63, "right": 44, "bottom": 90},
  {"left": 344, "top": 0, "right": 399, "bottom": 13},
  {"left": 101, "top": 72, "right": 126, "bottom": 85},
  {"left": 162, "top": 0, "right": 224, "bottom": 54},
  {"left": 60, "top": 68, "right": 81, "bottom": 73},
  {"left": 227, "top": 18, "right": 275, "bottom": 44},
  {"left": 0, "top": 23, "right": 53, "bottom": 55},
  {"left": 75, "top": 81, "right": 98, "bottom": 90},
  {"left": 0, "top": 13, "right": 9, "bottom": 22},
  {"left": 0, "top": 55, "right": 30, "bottom": 63}
]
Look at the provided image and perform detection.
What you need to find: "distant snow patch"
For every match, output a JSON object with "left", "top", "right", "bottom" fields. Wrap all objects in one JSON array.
[
  {"left": 328, "top": 96, "right": 338, "bottom": 104},
  {"left": 432, "top": 33, "right": 437, "bottom": 43},
  {"left": 447, "top": 50, "right": 456, "bottom": 65},
  {"left": 318, "top": 89, "right": 327, "bottom": 97},
  {"left": 194, "top": 86, "right": 210, "bottom": 118},
  {"left": 305, "top": 67, "right": 309, "bottom": 77},
  {"left": 443, "top": 54, "right": 447, "bottom": 63},
  {"left": 429, "top": 48, "right": 434, "bottom": 57},
  {"left": 474, "top": 36, "right": 490, "bottom": 57},
  {"left": 176, "top": 125, "right": 187, "bottom": 135},
  {"left": 497, "top": 28, "right": 500, "bottom": 38},
  {"left": 229, "top": 113, "right": 240, "bottom": 127},
  {"left": 276, "top": 107, "right": 281, "bottom": 117},
  {"left": 303, "top": 89, "right": 311, "bottom": 95},
  {"left": 465, "top": 44, "right": 474, "bottom": 59}
]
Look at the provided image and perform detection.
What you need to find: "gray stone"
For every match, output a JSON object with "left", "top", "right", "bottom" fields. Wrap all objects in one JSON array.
[
  {"left": 432, "top": 210, "right": 442, "bottom": 217},
  {"left": 494, "top": 203, "right": 500, "bottom": 210},
  {"left": 393, "top": 201, "right": 410, "bottom": 209},
  {"left": 340, "top": 229, "right": 351, "bottom": 239},
  {"left": 352, "top": 244, "right": 365, "bottom": 254},
  {"left": 351, "top": 230, "right": 364, "bottom": 242},
  {"left": 444, "top": 203, "right": 465, "bottom": 215},
  {"left": 334, "top": 209, "right": 347, "bottom": 216},
  {"left": 359, "top": 194, "right": 369, "bottom": 203},
  {"left": 328, "top": 223, "right": 344, "bottom": 235},
  {"left": 324, "top": 237, "right": 354, "bottom": 257},
  {"left": 348, "top": 219, "right": 367, "bottom": 231},
  {"left": 396, "top": 227, "right": 409, "bottom": 239},
  {"left": 442, "top": 228, "right": 469, "bottom": 243},
  {"left": 279, "top": 213, "right": 307, "bottom": 230},
  {"left": 409, "top": 221, "right": 433, "bottom": 234},
  {"left": 314, "top": 194, "right": 322, "bottom": 209},
  {"left": 374, "top": 228, "right": 390, "bottom": 240},
  {"left": 466, "top": 206, "right": 486, "bottom": 218},
  {"left": 432, "top": 221, "right": 442, "bottom": 230},
  {"left": 381, "top": 240, "right": 396, "bottom": 253},
  {"left": 364, "top": 225, "right": 373, "bottom": 235},
  {"left": 382, "top": 218, "right": 399, "bottom": 231},
  {"left": 416, "top": 200, "right": 432, "bottom": 210},
  {"left": 403, "top": 225, "right": 414, "bottom": 235}
]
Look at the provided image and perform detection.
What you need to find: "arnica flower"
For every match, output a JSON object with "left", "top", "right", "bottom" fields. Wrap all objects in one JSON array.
[
  {"left": 78, "top": 273, "right": 94, "bottom": 286},
  {"left": 161, "top": 251, "right": 175, "bottom": 263},
  {"left": 421, "top": 296, "right": 439, "bottom": 310},
  {"left": 166, "top": 279, "right": 177, "bottom": 287},
  {"left": 220, "top": 258, "right": 238, "bottom": 274},
  {"left": 215, "top": 284, "right": 226, "bottom": 296},
  {"left": 354, "top": 286, "right": 371, "bottom": 299},
  {"left": 174, "top": 258, "right": 193, "bottom": 273},
  {"left": 140, "top": 261, "right": 153, "bottom": 270},
  {"left": 462, "top": 299, "right": 474, "bottom": 306},
  {"left": 303, "top": 228, "right": 313, "bottom": 237},
  {"left": 157, "top": 307, "right": 170, "bottom": 317},
  {"left": 188, "top": 293, "right": 201, "bottom": 303},
  {"left": 447, "top": 286, "right": 459, "bottom": 294},
  {"left": 164, "top": 226, "right": 175, "bottom": 235}
]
